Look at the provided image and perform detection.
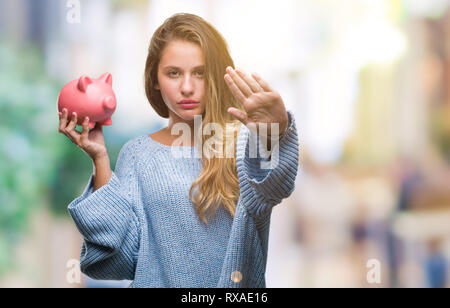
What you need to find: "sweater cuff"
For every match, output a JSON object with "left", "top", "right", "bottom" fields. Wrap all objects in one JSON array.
[
  {"left": 237, "top": 110, "right": 299, "bottom": 211},
  {"left": 67, "top": 171, "right": 134, "bottom": 252}
]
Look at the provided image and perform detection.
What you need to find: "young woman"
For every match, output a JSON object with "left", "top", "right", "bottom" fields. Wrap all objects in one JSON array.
[{"left": 58, "top": 13, "right": 299, "bottom": 288}]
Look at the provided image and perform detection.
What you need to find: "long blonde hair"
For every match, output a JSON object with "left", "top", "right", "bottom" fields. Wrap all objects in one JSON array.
[{"left": 144, "top": 13, "right": 244, "bottom": 224}]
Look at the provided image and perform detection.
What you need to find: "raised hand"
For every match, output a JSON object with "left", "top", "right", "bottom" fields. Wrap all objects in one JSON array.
[
  {"left": 58, "top": 108, "right": 109, "bottom": 162},
  {"left": 224, "top": 66, "right": 288, "bottom": 140}
]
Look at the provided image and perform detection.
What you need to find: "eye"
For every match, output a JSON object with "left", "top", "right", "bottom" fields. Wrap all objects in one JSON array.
[
  {"left": 195, "top": 70, "right": 204, "bottom": 77},
  {"left": 168, "top": 71, "right": 179, "bottom": 77}
]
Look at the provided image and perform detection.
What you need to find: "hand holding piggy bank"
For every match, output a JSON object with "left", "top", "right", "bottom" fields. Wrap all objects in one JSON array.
[
  {"left": 57, "top": 73, "right": 116, "bottom": 162},
  {"left": 57, "top": 73, "right": 117, "bottom": 128}
]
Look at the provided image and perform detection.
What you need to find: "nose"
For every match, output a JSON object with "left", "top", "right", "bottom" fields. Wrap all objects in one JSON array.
[
  {"left": 102, "top": 95, "right": 116, "bottom": 111},
  {"left": 180, "top": 75, "right": 195, "bottom": 96}
]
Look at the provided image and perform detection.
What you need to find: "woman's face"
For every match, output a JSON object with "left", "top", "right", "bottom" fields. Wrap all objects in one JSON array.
[{"left": 155, "top": 39, "right": 206, "bottom": 122}]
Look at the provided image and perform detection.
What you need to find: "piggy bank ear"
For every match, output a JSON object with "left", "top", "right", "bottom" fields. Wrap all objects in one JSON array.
[
  {"left": 78, "top": 76, "right": 93, "bottom": 92},
  {"left": 99, "top": 73, "right": 112, "bottom": 86}
]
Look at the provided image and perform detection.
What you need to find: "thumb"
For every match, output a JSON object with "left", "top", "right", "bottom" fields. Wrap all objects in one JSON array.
[{"left": 227, "top": 107, "right": 248, "bottom": 125}]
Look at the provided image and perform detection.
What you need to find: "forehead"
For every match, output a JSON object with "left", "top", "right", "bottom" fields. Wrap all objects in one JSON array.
[{"left": 159, "top": 40, "right": 204, "bottom": 68}]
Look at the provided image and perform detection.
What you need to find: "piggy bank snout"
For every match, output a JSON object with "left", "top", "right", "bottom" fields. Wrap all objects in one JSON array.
[{"left": 102, "top": 95, "right": 116, "bottom": 111}]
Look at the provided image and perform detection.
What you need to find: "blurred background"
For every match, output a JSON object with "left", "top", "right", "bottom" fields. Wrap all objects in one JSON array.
[{"left": 1, "top": 0, "right": 450, "bottom": 288}]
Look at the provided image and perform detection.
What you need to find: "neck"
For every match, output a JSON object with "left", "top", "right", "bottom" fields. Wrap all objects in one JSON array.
[{"left": 166, "top": 117, "right": 197, "bottom": 146}]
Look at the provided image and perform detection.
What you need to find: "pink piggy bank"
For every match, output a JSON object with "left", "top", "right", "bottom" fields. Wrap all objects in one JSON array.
[{"left": 57, "top": 73, "right": 116, "bottom": 129}]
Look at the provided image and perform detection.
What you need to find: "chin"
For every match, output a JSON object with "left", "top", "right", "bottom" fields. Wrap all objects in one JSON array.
[{"left": 178, "top": 109, "right": 204, "bottom": 120}]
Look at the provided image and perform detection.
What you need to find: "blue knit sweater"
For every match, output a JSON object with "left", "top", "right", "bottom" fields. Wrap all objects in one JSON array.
[{"left": 67, "top": 110, "right": 299, "bottom": 288}]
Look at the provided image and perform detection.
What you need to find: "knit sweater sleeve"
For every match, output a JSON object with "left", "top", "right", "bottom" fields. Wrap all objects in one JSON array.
[
  {"left": 67, "top": 139, "right": 141, "bottom": 281},
  {"left": 236, "top": 110, "right": 299, "bottom": 218}
]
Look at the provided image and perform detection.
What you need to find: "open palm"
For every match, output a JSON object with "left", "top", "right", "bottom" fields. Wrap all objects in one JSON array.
[{"left": 224, "top": 66, "right": 288, "bottom": 139}]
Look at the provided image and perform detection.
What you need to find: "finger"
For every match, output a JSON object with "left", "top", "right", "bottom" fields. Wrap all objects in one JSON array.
[
  {"left": 59, "top": 109, "right": 75, "bottom": 140},
  {"left": 80, "top": 116, "right": 89, "bottom": 144},
  {"left": 66, "top": 112, "right": 78, "bottom": 131},
  {"left": 58, "top": 112, "right": 65, "bottom": 132},
  {"left": 58, "top": 110, "right": 66, "bottom": 124},
  {"left": 226, "top": 66, "right": 253, "bottom": 98},
  {"left": 224, "top": 74, "right": 246, "bottom": 103},
  {"left": 58, "top": 108, "right": 69, "bottom": 132},
  {"left": 251, "top": 72, "right": 272, "bottom": 92},
  {"left": 66, "top": 112, "right": 81, "bottom": 144},
  {"left": 235, "top": 68, "right": 264, "bottom": 93},
  {"left": 227, "top": 107, "right": 248, "bottom": 125},
  {"left": 67, "top": 129, "right": 81, "bottom": 145}
]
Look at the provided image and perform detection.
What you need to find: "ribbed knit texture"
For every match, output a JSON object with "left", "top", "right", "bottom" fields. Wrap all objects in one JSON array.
[{"left": 67, "top": 110, "right": 299, "bottom": 288}]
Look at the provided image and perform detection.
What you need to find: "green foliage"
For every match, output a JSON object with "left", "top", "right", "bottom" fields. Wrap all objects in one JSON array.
[
  {"left": 0, "top": 41, "right": 73, "bottom": 276},
  {"left": 0, "top": 40, "right": 126, "bottom": 277}
]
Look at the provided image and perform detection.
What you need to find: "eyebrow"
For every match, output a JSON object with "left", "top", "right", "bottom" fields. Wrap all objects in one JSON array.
[{"left": 163, "top": 65, "right": 205, "bottom": 70}]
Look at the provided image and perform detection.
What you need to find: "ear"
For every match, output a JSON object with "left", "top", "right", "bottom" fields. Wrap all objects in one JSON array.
[
  {"left": 99, "top": 73, "right": 112, "bottom": 86},
  {"left": 78, "top": 76, "right": 93, "bottom": 92},
  {"left": 154, "top": 83, "right": 160, "bottom": 90}
]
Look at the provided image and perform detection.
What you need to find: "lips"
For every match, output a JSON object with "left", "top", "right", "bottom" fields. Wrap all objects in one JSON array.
[
  {"left": 178, "top": 100, "right": 199, "bottom": 104},
  {"left": 178, "top": 99, "right": 200, "bottom": 109}
]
